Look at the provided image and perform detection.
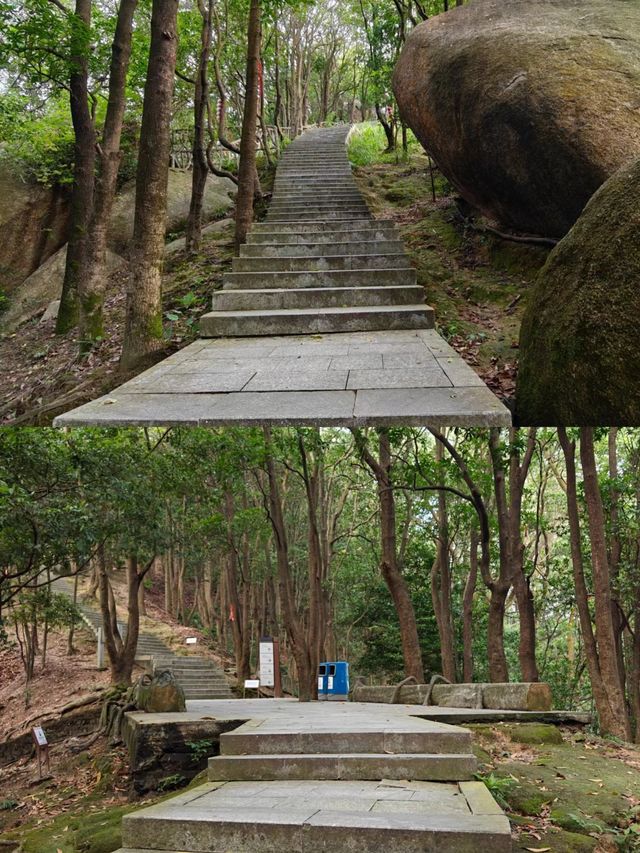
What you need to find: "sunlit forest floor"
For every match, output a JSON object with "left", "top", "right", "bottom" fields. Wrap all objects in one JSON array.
[{"left": 351, "top": 142, "right": 549, "bottom": 404}]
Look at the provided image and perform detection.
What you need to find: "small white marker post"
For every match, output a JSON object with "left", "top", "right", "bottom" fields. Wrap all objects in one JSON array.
[
  {"left": 32, "top": 727, "right": 50, "bottom": 779},
  {"left": 96, "top": 627, "right": 105, "bottom": 670}
]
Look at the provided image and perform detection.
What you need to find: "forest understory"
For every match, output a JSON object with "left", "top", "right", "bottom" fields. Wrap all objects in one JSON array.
[{"left": 0, "top": 142, "right": 542, "bottom": 426}]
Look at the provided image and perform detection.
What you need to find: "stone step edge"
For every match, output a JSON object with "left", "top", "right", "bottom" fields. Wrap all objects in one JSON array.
[
  {"left": 202, "top": 304, "right": 432, "bottom": 318},
  {"left": 207, "top": 753, "right": 477, "bottom": 782}
]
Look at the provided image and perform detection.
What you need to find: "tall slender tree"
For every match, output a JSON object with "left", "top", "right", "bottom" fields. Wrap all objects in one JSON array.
[{"left": 121, "top": 0, "right": 179, "bottom": 371}]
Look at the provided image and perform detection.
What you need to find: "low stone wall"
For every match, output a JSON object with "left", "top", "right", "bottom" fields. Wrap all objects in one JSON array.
[
  {"left": 122, "top": 713, "right": 246, "bottom": 794},
  {"left": 351, "top": 682, "right": 553, "bottom": 711}
]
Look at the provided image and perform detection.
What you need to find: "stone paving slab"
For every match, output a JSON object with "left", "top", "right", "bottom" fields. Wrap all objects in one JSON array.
[
  {"left": 54, "top": 329, "right": 511, "bottom": 426},
  {"left": 118, "top": 779, "right": 511, "bottom": 853}
]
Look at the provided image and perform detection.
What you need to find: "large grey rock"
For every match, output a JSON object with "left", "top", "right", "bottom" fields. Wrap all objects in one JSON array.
[
  {"left": 393, "top": 0, "right": 640, "bottom": 237},
  {"left": 133, "top": 670, "right": 186, "bottom": 714},
  {"left": 0, "top": 243, "right": 126, "bottom": 334},
  {"left": 108, "top": 170, "right": 235, "bottom": 255},
  {"left": 164, "top": 217, "right": 234, "bottom": 256},
  {"left": 516, "top": 155, "right": 640, "bottom": 425},
  {"left": 0, "top": 161, "right": 69, "bottom": 293}
]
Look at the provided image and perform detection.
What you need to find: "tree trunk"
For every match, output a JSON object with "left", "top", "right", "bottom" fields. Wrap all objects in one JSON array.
[
  {"left": 355, "top": 429, "right": 424, "bottom": 681},
  {"left": 580, "top": 428, "right": 631, "bottom": 740},
  {"left": 263, "top": 428, "right": 315, "bottom": 700},
  {"left": 56, "top": 0, "right": 96, "bottom": 334},
  {"left": 234, "top": 0, "right": 261, "bottom": 252},
  {"left": 431, "top": 438, "right": 456, "bottom": 681},
  {"left": 77, "top": 0, "right": 138, "bottom": 346},
  {"left": 558, "top": 428, "right": 629, "bottom": 740},
  {"left": 375, "top": 104, "right": 395, "bottom": 152},
  {"left": 462, "top": 529, "right": 478, "bottom": 682},
  {"left": 186, "top": 0, "right": 212, "bottom": 253},
  {"left": 120, "top": 0, "right": 179, "bottom": 371}
]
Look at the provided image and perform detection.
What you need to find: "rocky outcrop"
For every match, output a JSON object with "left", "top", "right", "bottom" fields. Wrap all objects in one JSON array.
[
  {"left": 516, "top": 156, "right": 640, "bottom": 425},
  {"left": 393, "top": 0, "right": 640, "bottom": 237},
  {"left": 133, "top": 670, "right": 186, "bottom": 714},
  {"left": 0, "top": 163, "right": 69, "bottom": 294},
  {"left": 0, "top": 244, "right": 127, "bottom": 333},
  {"left": 108, "top": 169, "right": 236, "bottom": 255}
]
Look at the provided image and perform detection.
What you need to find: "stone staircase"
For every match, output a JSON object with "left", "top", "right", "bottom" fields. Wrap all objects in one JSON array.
[
  {"left": 52, "top": 577, "right": 232, "bottom": 701},
  {"left": 114, "top": 703, "right": 511, "bottom": 852},
  {"left": 200, "top": 125, "right": 434, "bottom": 338}
]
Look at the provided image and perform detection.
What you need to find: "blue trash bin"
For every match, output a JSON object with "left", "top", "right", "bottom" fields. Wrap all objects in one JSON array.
[
  {"left": 317, "top": 663, "right": 328, "bottom": 701},
  {"left": 326, "top": 661, "right": 349, "bottom": 701}
]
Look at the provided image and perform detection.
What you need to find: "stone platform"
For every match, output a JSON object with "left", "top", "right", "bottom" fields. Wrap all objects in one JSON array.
[
  {"left": 55, "top": 126, "right": 510, "bottom": 428},
  {"left": 53, "top": 329, "right": 509, "bottom": 427},
  {"left": 115, "top": 700, "right": 511, "bottom": 852},
  {"left": 116, "top": 779, "right": 509, "bottom": 853}
]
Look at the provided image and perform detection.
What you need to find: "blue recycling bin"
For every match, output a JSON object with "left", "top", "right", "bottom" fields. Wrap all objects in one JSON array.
[
  {"left": 326, "top": 661, "right": 349, "bottom": 701},
  {"left": 317, "top": 663, "right": 328, "bottom": 701}
]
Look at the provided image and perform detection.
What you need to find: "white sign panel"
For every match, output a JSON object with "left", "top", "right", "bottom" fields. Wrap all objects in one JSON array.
[
  {"left": 259, "top": 640, "right": 275, "bottom": 687},
  {"left": 244, "top": 679, "right": 260, "bottom": 689},
  {"left": 32, "top": 726, "right": 48, "bottom": 747}
]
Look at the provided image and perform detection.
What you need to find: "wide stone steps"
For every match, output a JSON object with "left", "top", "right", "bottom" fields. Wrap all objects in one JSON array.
[
  {"left": 207, "top": 752, "right": 477, "bottom": 782},
  {"left": 239, "top": 240, "right": 405, "bottom": 258},
  {"left": 212, "top": 285, "right": 424, "bottom": 311},
  {"left": 222, "top": 268, "right": 416, "bottom": 290},
  {"left": 200, "top": 305, "right": 433, "bottom": 337},
  {"left": 50, "top": 576, "right": 232, "bottom": 701},
  {"left": 251, "top": 218, "right": 387, "bottom": 232},
  {"left": 232, "top": 254, "right": 410, "bottom": 272},
  {"left": 220, "top": 728, "right": 473, "bottom": 756},
  {"left": 247, "top": 228, "right": 398, "bottom": 246},
  {"left": 112, "top": 693, "right": 512, "bottom": 853}
]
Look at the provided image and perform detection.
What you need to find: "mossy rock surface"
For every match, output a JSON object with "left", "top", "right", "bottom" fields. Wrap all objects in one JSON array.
[
  {"left": 516, "top": 155, "right": 640, "bottom": 425},
  {"left": 393, "top": 0, "right": 640, "bottom": 237},
  {"left": 514, "top": 827, "right": 597, "bottom": 852},
  {"left": 495, "top": 742, "right": 639, "bottom": 832},
  {"left": 502, "top": 723, "right": 563, "bottom": 745}
]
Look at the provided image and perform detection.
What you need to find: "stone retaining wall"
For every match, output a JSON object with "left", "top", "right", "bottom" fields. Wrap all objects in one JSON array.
[
  {"left": 352, "top": 682, "right": 552, "bottom": 711},
  {"left": 122, "top": 714, "right": 245, "bottom": 794}
]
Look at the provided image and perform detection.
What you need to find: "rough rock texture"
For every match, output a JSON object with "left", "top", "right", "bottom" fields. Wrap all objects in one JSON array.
[
  {"left": 0, "top": 162, "right": 69, "bottom": 293},
  {"left": 164, "top": 217, "right": 234, "bottom": 255},
  {"left": 393, "top": 0, "right": 640, "bottom": 237},
  {"left": 108, "top": 170, "right": 236, "bottom": 255},
  {"left": 482, "top": 682, "right": 552, "bottom": 712},
  {"left": 0, "top": 244, "right": 126, "bottom": 333},
  {"left": 352, "top": 682, "right": 552, "bottom": 710},
  {"left": 122, "top": 713, "right": 241, "bottom": 793},
  {"left": 516, "top": 157, "right": 640, "bottom": 425},
  {"left": 431, "top": 684, "right": 483, "bottom": 708},
  {"left": 133, "top": 670, "right": 186, "bottom": 714}
]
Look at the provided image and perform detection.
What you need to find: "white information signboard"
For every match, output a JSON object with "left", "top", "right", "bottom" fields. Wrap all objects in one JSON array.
[
  {"left": 32, "top": 726, "right": 48, "bottom": 747},
  {"left": 259, "top": 639, "right": 275, "bottom": 688}
]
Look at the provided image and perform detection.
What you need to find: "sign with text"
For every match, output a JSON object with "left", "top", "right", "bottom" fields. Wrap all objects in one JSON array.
[
  {"left": 32, "top": 727, "right": 48, "bottom": 747},
  {"left": 259, "top": 638, "right": 275, "bottom": 688}
]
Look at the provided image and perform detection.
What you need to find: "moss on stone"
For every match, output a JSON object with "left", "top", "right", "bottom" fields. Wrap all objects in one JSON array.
[
  {"left": 501, "top": 723, "right": 563, "bottom": 745},
  {"left": 514, "top": 828, "right": 597, "bottom": 852},
  {"left": 517, "top": 156, "right": 640, "bottom": 424}
]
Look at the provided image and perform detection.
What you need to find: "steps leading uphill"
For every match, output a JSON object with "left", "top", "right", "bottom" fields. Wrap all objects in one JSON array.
[{"left": 200, "top": 125, "right": 435, "bottom": 338}]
